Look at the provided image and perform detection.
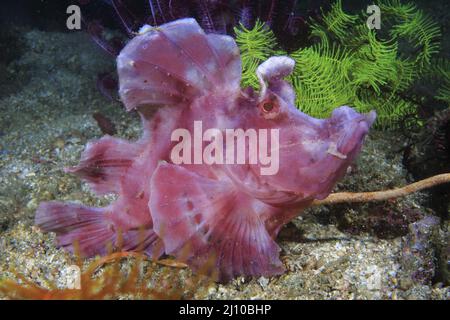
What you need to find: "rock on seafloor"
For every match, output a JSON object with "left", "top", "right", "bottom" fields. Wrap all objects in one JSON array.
[{"left": 0, "top": 26, "right": 448, "bottom": 299}]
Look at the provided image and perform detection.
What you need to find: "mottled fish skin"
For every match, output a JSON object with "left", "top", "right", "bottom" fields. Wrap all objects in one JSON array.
[{"left": 35, "top": 18, "right": 375, "bottom": 282}]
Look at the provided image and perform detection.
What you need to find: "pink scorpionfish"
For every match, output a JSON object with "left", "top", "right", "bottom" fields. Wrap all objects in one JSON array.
[{"left": 36, "top": 18, "right": 376, "bottom": 282}]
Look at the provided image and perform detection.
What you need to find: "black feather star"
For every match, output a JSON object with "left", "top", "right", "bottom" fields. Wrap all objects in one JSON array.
[{"left": 78, "top": 0, "right": 328, "bottom": 52}]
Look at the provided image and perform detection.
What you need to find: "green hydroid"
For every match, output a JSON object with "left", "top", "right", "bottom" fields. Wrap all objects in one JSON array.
[{"left": 235, "top": 0, "right": 443, "bottom": 128}]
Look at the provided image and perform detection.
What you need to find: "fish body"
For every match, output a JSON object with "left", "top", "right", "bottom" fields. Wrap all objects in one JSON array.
[{"left": 36, "top": 18, "right": 375, "bottom": 281}]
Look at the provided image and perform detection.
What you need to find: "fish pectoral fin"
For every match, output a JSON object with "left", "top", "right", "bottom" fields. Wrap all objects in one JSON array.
[
  {"left": 35, "top": 201, "right": 115, "bottom": 257},
  {"left": 35, "top": 201, "right": 163, "bottom": 258},
  {"left": 65, "top": 135, "right": 140, "bottom": 195},
  {"left": 149, "top": 162, "right": 284, "bottom": 282}
]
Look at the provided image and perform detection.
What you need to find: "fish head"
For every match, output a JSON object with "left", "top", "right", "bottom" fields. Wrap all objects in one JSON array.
[{"left": 227, "top": 57, "right": 376, "bottom": 206}]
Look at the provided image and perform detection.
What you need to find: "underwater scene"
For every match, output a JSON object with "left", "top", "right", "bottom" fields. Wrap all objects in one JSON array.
[{"left": 0, "top": 0, "right": 449, "bottom": 301}]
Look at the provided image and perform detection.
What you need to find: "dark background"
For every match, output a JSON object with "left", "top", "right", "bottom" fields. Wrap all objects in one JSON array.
[{"left": 0, "top": 0, "right": 448, "bottom": 33}]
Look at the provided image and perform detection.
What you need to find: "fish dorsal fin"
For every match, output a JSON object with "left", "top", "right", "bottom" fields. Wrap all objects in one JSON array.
[{"left": 117, "top": 18, "right": 241, "bottom": 111}]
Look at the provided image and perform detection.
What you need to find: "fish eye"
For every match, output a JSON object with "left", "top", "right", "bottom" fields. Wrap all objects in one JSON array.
[
  {"left": 258, "top": 96, "right": 280, "bottom": 118},
  {"left": 262, "top": 101, "right": 274, "bottom": 112}
]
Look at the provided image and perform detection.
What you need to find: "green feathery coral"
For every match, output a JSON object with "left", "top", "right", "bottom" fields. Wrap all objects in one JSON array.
[
  {"left": 235, "top": 0, "right": 443, "bottom": 129},
  {"left": 352, "top": 31, "right": 402, "bottom": 94},
  {"left": 290, "top": 42, "right": 355, "bottom": 117},
  {"left": 234, "top": 20, "right": 277, "bottom": 88},
  {"left": 310, "top": 0, "right": 358, "bottom": 44},
  {"left": 426, "top": 58, "right": 450, "bottom": 104},
  {"left": 380, "top": 0, "right": 442, "bottom": 69}
]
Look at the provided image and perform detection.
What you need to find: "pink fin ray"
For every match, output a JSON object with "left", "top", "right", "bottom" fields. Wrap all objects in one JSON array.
[
  {"left": 35, "top": 201, "right": 115, "bottom": 257},
  {"left": 35, "top": 201, "right": 163, "bottom": 258},
  {"left": 150, "top": 163, "right": 285, "bottom": 282},
  {"left": 65, "top": 135, "right": 140, "bottom": 195},
  {"left": 117, "top": 18, "right": 241, "bottom": 111},
  {"left": 120, "top": 228, "right": 164, "bottom": 258}
]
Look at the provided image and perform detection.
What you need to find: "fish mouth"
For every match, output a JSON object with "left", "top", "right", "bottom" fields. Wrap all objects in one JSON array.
[
  {"left": 363, "top": 110, "right": 377, "bottom": 127},
  {"left": 331, "top": 108, "right": 376, "bottom": 156}
]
